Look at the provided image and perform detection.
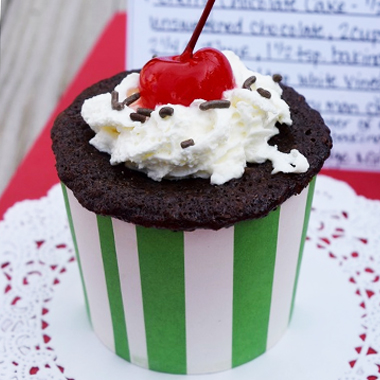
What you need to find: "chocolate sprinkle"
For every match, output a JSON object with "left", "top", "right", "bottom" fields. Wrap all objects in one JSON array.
[
  {"left": 272, "top": 74, "right": 283, "bottom": 83},
  {"left": 199, "top": 100, "right": 231, "bottom": 111},
  {"left": 242, "top": 76, "right": 257, "bottom": 90},
  {"left": 159, "top": 106, "right": 174, "bottom": 118},
  {"left": 181, "top": 139, "right": 195, "bottom": 149},
  {"left": 130, "top": 112, "right": 147, "bottom": 123},
  {"left": 137, "top": 108, "right": 154, "bottom": 117},
  {"left": 257, "top": 88, "right": 271, "bottom": 99},
  {"left": 123, "top": 92, "right": 141, "bottom": 106},
  {"left": 111, "top": 91, "right": 124, "bottom": 111}
]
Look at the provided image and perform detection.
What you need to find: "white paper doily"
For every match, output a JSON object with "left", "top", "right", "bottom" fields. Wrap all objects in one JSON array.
[{"left": 0, "top": 175, "right": 379, "bottom": 380}]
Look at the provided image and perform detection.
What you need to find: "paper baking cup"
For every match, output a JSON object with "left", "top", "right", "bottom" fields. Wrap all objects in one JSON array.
[{"left": 61, "top": 178, "right": 316, "bottom": 375}]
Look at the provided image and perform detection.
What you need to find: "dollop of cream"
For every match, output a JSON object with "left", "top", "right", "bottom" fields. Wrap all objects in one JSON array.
[{"left": 81, "top": 51, "right": 309, "bottom": 185}]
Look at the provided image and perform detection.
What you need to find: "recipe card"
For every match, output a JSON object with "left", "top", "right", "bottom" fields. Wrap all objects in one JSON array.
[{"left": 127, "top": 0, "right": 380, "bottom": 172}]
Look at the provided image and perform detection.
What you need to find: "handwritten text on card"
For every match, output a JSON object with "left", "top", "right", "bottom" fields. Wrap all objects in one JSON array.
[{"left": 128, "top": 0, "right": 380, "bottom": 171}]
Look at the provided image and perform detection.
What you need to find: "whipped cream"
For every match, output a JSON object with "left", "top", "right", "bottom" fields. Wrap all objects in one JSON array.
[{"left": 81, "top": 51, "right": 309, "bottom": 185}]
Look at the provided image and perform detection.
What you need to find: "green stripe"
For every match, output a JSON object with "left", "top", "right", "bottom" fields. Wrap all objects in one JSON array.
[
  {"left": 96, "top": 215, "right": 130, "bottom": 361},
  {"left": 61, "top": 184, "right": 91, "bottom": 323},
  {"left": 232, "top": 208, "right": 280, "bottom": 367},
  {"left": 136, "top": 226, "right": 186, "bottom": 374},
  {"left": 289, "top": 177, "right": 317, "bottom": 320}
]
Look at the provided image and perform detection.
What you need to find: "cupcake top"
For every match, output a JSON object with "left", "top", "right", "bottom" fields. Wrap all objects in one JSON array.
[
  {"left": 81, "top": 52, "right": 309, "bottom": 186},
  {"left": 51, "top": 55, "right": 332, "bottom": 231}
]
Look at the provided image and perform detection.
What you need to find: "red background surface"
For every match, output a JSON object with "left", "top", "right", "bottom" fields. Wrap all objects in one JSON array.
[{"left": 1, "top": 12, "right": 379, "bottom": 220}]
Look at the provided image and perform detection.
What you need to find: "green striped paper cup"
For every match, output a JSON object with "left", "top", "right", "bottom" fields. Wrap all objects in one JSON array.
[{"left": 61, "top": 178, "right": 316, "bottom": 375}]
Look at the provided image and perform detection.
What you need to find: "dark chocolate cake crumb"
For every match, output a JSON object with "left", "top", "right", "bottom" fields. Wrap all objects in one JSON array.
[
  {"left": 272, "top": 74, "right": 283, "bottom": 83},
  {"left": 51, "top": 70, "right": 332, "bottom": 231}
]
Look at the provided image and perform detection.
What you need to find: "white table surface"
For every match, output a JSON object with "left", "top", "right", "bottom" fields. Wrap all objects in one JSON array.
[{"left": 0, "top": 0, "right": 127, "bottom": 196}]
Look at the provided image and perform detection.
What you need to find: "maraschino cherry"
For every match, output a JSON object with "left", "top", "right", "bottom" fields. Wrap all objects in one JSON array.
[{"left": 139, "top": 0, "right": 235, "bottom": 109}]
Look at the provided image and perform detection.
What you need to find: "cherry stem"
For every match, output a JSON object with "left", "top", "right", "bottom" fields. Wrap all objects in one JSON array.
[{"left": 181, "top": 0, "right": 216, "bottom": 60}]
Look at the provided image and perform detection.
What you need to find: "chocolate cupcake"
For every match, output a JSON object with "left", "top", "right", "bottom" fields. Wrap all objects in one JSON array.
[{"left": 51, "top": 51, "right": 331, "bottom": 374}]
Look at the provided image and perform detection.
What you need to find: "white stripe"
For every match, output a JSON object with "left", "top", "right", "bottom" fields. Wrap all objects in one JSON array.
[
  {"left": 266, "top": 185, "right": 309, "bottom": 349},
  {"left": 111, "top": 218, "right": 148, "bottom": 368},
  {"left": 66, "top": 189, "right": 114, "bottom": 351},
  {"left": 184, "top": 227, "right": 234, "bottom": 374}
]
